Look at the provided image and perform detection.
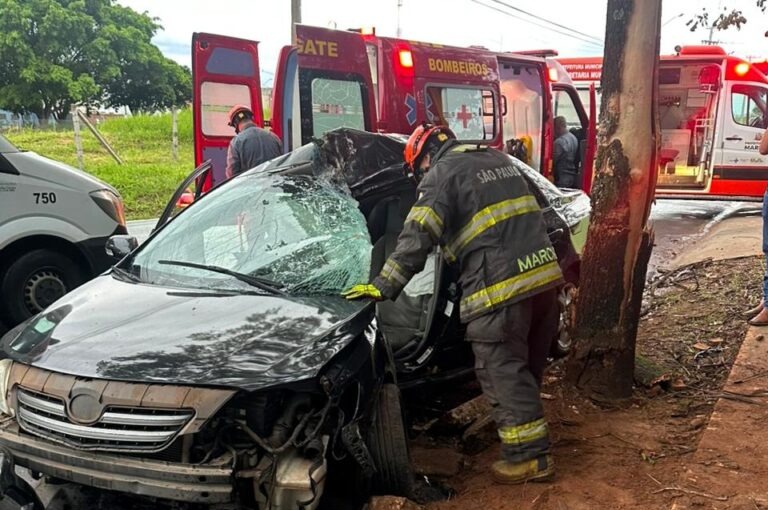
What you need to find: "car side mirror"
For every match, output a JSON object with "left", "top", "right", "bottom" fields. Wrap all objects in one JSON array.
[{"left": 106, "top": 235, "right": 138, "bottom": 259}]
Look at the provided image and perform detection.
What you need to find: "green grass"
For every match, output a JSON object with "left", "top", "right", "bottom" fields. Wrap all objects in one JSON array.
[{"left": 5, "top": 109, "right": 195, "bottom": 220}]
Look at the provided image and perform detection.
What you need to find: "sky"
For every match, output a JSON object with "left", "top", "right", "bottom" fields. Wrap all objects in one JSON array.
[{"left": 117, "top": 0, "right": 768, "bottom": 87}]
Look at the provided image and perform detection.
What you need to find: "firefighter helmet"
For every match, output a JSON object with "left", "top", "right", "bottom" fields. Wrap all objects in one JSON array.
[
  {"left": 227, "top": 105, "right": 253, "bottom": 127},
  {"left": 404, "top": 123, "right": 455, "bottom": 171}
]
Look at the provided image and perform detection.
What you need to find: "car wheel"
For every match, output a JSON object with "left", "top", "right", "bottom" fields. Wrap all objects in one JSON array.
[
  {"left": 551, "top": 282, "right": 577, "bottom": 359},
  {"left": 0, "top": 249, "right": 85, "bottom": 325},
  {"left": 368, "top": 383, "right": 413, "bottom": 496}
]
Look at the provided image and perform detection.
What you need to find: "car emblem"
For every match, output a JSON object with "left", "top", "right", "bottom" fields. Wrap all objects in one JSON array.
[{"left": 68, "top": 393, "right": 103, "bottom": 424}]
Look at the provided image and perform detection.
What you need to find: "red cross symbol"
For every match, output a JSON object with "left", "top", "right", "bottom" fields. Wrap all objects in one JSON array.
[{"left": 455, "top": 104, "right": 474, "bottom": 128}]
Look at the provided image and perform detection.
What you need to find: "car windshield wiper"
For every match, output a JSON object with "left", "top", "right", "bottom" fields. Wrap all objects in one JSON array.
[
  {"left": 157, "top": 260, "right": 287, "bottom": 296},
  {"left": 112, "top": 266, "right": 142, "bottom": 283}
]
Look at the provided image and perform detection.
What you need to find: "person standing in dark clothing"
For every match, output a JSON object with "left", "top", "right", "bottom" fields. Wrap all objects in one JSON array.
[
  {"left": 553, "top": 116, "right": 579, "bottom": 188},
  {"left": 225, "top": 105, "right": 282, "bottom": 179},
  {"left": 343, "top": 123, "right": 563, "bottom": 484}
]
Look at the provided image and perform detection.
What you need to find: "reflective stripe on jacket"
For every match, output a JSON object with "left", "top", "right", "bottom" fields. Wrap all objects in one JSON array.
[{"left": 372, "top": 141, "right": 564, "bottom": 323}]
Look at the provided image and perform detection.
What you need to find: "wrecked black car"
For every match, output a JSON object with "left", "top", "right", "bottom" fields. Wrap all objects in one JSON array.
[{"left": 0, "top": 129, "right": 589, "bottom": 509}]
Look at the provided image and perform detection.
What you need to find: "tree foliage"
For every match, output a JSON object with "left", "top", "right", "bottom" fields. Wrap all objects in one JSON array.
[
  {"left": 687, "top": 0, "right": 767, "bottom": 33},
  {"left": 0, "top": 0, "right": 191, "bottom": 119}
]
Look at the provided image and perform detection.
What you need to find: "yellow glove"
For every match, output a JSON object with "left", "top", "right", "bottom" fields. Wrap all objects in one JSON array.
[{"left": 342, "top": 284, "right": 383, "bottom": 301}]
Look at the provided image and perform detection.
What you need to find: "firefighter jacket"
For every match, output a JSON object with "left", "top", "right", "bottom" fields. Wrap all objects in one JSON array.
[{"left": 372, "top": 141, "right": 564, "bottom": 323}]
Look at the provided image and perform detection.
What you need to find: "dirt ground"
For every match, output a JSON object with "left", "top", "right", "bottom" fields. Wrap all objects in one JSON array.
[{"left": 411, "top": 256, "right": 763, "bottom": 510}]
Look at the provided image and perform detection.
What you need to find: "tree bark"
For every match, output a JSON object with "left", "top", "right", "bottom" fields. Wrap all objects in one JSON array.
[{"left": 566, "top": 0, "right": 662, "bottom": 401}]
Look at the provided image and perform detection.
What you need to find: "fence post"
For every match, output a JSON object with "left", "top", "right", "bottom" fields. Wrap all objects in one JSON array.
[
  {"left": 76, "top": 110, "right": 123, "bottom": 164},
  {"left": 72, "top": 109, "right": 85, "bottom": 170},
  {"left": 172, "top": 109, "right": 179, "bottom": 162}
]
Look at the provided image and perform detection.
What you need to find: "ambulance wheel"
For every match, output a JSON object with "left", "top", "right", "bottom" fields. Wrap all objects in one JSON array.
[
  {"left": 368, "top": 383, "right": 413, "bottom": 496},
  {"left": 0, "top": 249, "right": 85, "bottom": 325},
  {"left": 551, "top": 282, "right": 577, "bottom": 359}
]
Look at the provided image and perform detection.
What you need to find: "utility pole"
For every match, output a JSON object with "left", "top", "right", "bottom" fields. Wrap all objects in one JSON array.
[
  {"left": 291, "top": 0, "right": 302, "bottom": 45},
  {"left": 704, "top": 22, "right": 718, "bottom": 45},
  {"left": 397, "top": 0, "right": 403, "bottom": 38}
]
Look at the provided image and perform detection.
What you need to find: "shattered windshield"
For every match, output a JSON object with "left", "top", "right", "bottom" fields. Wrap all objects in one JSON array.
[{"left": 127, "top": 174, "right": 372, "bottom": 295}]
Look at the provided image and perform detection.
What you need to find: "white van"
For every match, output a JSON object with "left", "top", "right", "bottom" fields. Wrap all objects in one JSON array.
[{"left": 0, "top": 134, "right": 126, "bottom": 326}]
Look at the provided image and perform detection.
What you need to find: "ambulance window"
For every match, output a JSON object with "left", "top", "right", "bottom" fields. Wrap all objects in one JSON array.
[
  {"left": 553, "top": 90, "right": 582, "bottom": 130},
  {"left": 731, "top": 85, "right": 768, "bottom": 129},
  {"left": 576, "top": 88, "right": 601, "bottom": 117},
  {"left": 205, "top": 47, "right": 256, "bottom": 77},
  {"left": 200, "top": 82, "right": 252, "bottom": 137},
  {"left": 298, "top": 70, "right": 368, "bottom": 144},
  {"left": 425, "top": 86, "right": 496, "bottom": 141}
]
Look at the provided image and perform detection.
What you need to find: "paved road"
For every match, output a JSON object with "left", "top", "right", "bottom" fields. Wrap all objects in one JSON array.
[
  {"left": 127, "top": 219, "right": 156, "bottom": 244},
  {"left": 647, "top": 199, "right": 761, "bottom": 275}
]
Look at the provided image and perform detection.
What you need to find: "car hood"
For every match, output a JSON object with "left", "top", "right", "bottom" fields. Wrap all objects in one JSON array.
[{"left": 0, "top": 275, "right": 372, "bottom": 391}]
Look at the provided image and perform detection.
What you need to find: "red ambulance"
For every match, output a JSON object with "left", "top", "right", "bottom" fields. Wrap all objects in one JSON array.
[{"left": 559, "top": 46, "right": 768, "bottom": 200}]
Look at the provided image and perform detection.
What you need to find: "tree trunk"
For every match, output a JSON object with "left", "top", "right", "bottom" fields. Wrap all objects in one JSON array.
[{"left": 566, "top": 0, "right": 662, "bottom": 401}]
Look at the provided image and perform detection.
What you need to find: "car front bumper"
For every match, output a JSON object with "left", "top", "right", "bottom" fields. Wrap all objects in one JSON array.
[{"left": 0, "top": 420, "right": 233, "bottom": 503}]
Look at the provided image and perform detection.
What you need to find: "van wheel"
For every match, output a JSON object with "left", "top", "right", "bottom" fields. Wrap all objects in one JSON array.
[
  {"left": 0, "top": 249, "right": 85, "bottom": 325},
  {"left": 368, "top": 383, "right": 413, "bottom": 496}
]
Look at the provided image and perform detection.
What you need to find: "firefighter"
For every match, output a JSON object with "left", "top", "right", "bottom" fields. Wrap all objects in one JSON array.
[
  {"left": 225, "top": 105, "right": 282, "bottom": 179},
  {"left": 343, "top": 123, "right": 563, "bottom": 484}
]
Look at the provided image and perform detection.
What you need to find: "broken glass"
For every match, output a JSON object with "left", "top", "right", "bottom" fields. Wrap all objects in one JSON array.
[{"left": 128, "top": 174, "right": 371, "bottom": 296}]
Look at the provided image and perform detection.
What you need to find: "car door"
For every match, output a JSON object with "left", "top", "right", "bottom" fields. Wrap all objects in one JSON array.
[{"left": 192, "top": 33, "right": 264, "bottom": 191}]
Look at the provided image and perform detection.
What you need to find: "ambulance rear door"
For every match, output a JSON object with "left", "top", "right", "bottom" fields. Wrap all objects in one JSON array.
[
  {"left": 497, "top": 56, "right": 549, "bottom": 172},
  {"left": 273, "top": 25, "right": 377, "bottom": 151},
  {"left": 192, "top": 33, "right": 264, "bottom": 189}
]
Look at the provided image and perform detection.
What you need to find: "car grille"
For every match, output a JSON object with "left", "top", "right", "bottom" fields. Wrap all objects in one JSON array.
[{"left": 16, "top": 388, "right": 194, "bottom": 452}]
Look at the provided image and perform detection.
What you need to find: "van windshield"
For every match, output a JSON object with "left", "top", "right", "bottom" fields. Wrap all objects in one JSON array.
[{"left": 126, "top": 174, "right": 372, "bottom": 295}]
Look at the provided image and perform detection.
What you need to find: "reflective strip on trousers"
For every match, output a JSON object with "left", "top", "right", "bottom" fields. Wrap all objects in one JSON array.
[
  {"left": 379, "top": 258, "right": 410, "bottom": 286},
  {"left": 461, "top": 261, "right": 562, "bottom": 318},
  {"left": 446, "top": 195, "right": 539, "bottom": 260},
  {"left": 498, "top": 418, "right": 548, "bottom": 445},
  {"left": 406, "top": 206, "right": 444, "bottom": 241}
]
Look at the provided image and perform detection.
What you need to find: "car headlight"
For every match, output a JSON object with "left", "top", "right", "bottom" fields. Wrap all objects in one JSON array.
[
  {"left": 91, "top": 189, "right": 126, "bottom": 227},
  {"left": 0, "top": 359, "right": 14, "bottom": 417}
]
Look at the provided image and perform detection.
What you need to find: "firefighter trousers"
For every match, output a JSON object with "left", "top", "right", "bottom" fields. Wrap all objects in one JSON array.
[{"left": 466, "top": 288, "right": 558, "bottom": 464}]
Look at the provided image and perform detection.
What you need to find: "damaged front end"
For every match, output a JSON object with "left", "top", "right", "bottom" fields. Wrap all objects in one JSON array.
[{"left": 0, "top": 320, "right": 389, "bottom": 509}]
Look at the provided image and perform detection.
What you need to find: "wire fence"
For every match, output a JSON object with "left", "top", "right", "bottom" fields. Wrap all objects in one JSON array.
[{"left": 0, "top": 113, "right": 127, "bottom": 133}]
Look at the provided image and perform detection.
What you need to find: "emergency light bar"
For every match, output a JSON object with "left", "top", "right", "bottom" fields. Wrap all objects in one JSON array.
[
  {"left": 348, "top": 27, "right": 376, "bottom": 35},
  {"left": 548, "top": 67, "right": 559, "bottom": 82},
  {"left": 675, "top": 45, "right": 727, "bottom": 56},
  {"left": 734, "top": 62, "right": 750, "bottom": 77},
  {"left": 516, "top": 49, "right": 559, "bottom": 58},
  {"left": 399, "top": 49, "right": 414, "bottom": 68}
]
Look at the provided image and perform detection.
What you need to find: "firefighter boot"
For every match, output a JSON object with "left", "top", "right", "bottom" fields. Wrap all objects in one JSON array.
[{"left": 491, "top": 454, "right": 554, "bottom": 484}]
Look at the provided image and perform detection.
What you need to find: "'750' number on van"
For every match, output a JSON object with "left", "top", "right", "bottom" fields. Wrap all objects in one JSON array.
[{"left": 33, "top": 192, "right": 57, "bottom": 204}]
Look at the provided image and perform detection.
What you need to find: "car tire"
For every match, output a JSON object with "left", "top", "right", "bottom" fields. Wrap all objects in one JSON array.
[
  {"left": 551, "top": 281, "right": 577, "bottom": 359},
  {"left": 368, "top": 383, "right": 413, "bottom": 496},
  {"left": 0, "top": 249, "right": 85, "bottom": 325}
]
